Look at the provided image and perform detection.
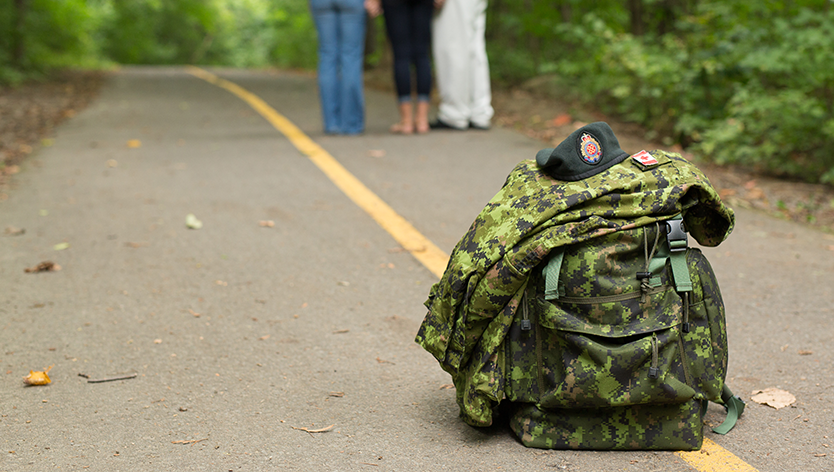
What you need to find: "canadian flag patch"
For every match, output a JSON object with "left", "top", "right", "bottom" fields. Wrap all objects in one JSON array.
[{"left": 631, "top": 150, "right": 658, "bottom": 166}]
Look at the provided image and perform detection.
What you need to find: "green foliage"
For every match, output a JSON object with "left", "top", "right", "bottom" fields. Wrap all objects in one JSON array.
[
  {"left": 0, "top": 0, "right": 104, "bottom": 83},
  {"left": 487, "top": 0, "right": 834, "bottom": 184},
  {"left": 695, "top": 9, "right": 834, "bottom": 183},
  {"left": 98, "top": 0, "right": 219, "bottom": 64}
]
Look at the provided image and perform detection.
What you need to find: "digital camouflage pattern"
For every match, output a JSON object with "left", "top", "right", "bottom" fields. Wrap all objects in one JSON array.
[
  {"left": 503, "top": 224, "right": 728, "bottom": 449},
  {"left": 416, "top": 150, "right": 734, "bottom": 428},
  {"left": 508, "top": 400, "right": 705, "bottom": 450}
]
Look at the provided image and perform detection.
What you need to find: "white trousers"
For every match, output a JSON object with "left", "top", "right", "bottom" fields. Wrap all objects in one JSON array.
[{"left": 432, "top": 0, "right": 493, "bottom": 129}]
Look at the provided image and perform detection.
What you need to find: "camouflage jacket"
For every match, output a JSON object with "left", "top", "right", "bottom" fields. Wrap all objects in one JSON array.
[{"left": 415, "top": 150, "right": 734, "bottom": 426}]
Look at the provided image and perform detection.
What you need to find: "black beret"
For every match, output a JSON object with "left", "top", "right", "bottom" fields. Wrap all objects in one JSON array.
[{"left": 536, "top": 122, "right": 630, "bottom": 181}]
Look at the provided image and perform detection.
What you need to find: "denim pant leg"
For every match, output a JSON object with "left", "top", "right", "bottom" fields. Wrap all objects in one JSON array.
[
  {"left": 311, "top": 4, "right": 342, "bottom": 133},
  {"left": 336, "top": 1, "right": 366, "bottom": 134}
]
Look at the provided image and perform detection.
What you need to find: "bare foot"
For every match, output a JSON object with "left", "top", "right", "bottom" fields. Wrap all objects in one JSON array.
[{"left": 390, "top": 122, "right": 414, "bottom": 134}]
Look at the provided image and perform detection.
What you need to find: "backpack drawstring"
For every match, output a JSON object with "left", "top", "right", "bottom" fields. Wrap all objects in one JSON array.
[{"left": 639, "top": 223, "right": 661, "bottom": 304}]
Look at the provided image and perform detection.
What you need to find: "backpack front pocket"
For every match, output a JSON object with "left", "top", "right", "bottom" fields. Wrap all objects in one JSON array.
[{"left": 537, "top": 287, "right": 696, "bottom": 409}]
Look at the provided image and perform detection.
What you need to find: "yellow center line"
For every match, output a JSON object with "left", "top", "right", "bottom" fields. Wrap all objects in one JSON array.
[
  {"left": 186, "top": 66, "right": 447, "bottom": 278},
  {"left": 677, "top": 438, "right": 759, "bottom": 472},
  {"left": 187, "top": 66, "right": 758, "bottom": 472}
]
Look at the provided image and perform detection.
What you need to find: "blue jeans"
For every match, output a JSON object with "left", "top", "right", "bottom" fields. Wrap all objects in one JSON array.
[{"left": 310, "top": 0, "right": 367, "bottom": 135}]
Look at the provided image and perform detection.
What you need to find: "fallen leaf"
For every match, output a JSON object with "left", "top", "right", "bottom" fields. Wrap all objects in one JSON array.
[
  {"left": 24, "top": 261, "right": 61, "bottom": 273},
  {"left": 153, "top": 339, "right": 162, "bottom": 344},
  {"left": 258, "top": 220, "right": 275, "bottom": 228},
  {"left": 332, "top": 329, "right": 349, "bottom": 334},
  {"left": 258, "top": 335, "right": 270, "bottom": 341},
  {"left": 215, "top": 280, "right": 227, "bottom": 286},
  {"left": 126, "top": 139, "right": 141, "bottom": 148},
  {"left": 292, "top": 424, "right": 335, "bottom": 433},
  {"left": 5, "top": 226, "right": 25, "bottom": 236},
  {"left": 718, "top": 188, "right": 737, "bottom": 198},
  {"left": 376, "top": 357, "right": 395, "bottom": 365},
  {"left": 53, "top": 242, "right": 70, "bottom": 251},
  {"left": 798, "top": 350, "right": 813, "bottom": 356},
  {"left": 367, "top": 149, "right": 386, "bottom": 158},
  {"left": 329, "top": 392, "right": 345, "bottom": 397},
  {"left": 124, "top": 241, "right": 148, "bottom": 248},
  {"left": 814, "top": 453, "right": 827, "bottom": 457},
  {"left": 106, "top": 159, "right": 118, "bottom": 168},
  {"left": 439, "top": 384, "right": 454, "bottom": 390},
  {"left": 185, "top": 213, "right": 202, "bottom": 229},
  {"left": 751, "top": 388, "right": 796, "bottom": 409},
  {"left": 188, "top": 309, "right": 200, "bottom": 317},
  {"left": 23, "top": 365, "right": 53, "bottom": 386}
]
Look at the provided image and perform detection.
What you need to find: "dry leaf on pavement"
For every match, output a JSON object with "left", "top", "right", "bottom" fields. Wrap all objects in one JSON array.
[
  {"left": 24, "top": 261, "right": 61, "bottom": 273},
  {"left": 751, "top": 388, "right": 796, "bottom": 409},
  {"left": 23, "top": 365, "right": 53, "bottom": 386}
]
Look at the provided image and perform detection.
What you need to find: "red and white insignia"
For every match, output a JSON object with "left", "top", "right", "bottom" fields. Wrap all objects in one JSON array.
[
  {"left": 579, "top": 132, "right": 603, "bottom": 164},
  {"left": 631, "top": 150, "right": 658, "bottom": 166}
]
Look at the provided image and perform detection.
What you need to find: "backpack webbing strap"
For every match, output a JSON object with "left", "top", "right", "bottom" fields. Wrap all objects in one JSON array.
[
  {"left": 712, "top": 384, "right": 746, "bottom": 435},
  {"left": 666, "top": 216, "right": 693, "bottom": 293},
  {"left": 544, "top": 249, "right": 565, "bottom": 300}
]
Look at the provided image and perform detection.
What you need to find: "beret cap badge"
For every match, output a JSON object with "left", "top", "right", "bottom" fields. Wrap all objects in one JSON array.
[{"left": 578, "top": 132, "right": 603, "bottom": 165}]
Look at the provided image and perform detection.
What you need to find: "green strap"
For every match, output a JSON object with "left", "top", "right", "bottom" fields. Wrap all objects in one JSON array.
[
  {"left": 713, "top": 384, "right": 745, "bottom": 435},
  {"left": 544, "top": 249, "right": 565, "bottom": 300},
  {"left": 668, "top": 251, "right": 693, "bottom": 292},
  {"left": 666, "top": 216, "right": 693, "bottom": 293}
]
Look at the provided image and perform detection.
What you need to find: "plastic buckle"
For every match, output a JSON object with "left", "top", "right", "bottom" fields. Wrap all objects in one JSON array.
[{"left": 665, "top": 218, "right": 688, "bottom": 253}]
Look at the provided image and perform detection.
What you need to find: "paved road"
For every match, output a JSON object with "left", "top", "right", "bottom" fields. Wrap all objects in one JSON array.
[{"left": 1, "top": 67, "right": 832, "bottom": 471}]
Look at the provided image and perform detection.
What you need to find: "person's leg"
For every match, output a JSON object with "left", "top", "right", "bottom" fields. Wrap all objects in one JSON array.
[
  {"left": 468, "top": 0, "right": 493, "bottom": 129},
  {"left": 382, "top": 0, "right": 415, "bottom": 133},
  {"left": 410, "top": 1, "right": 433, "bottom": 133},
  {"left": 382, "top": 0, "right": 413, "bottom": 100},
  {"left": 336, "top": 0, "right": 367, "bottom": 134},
  {"left": 310, "top": 0, "right": 342, "bottom": 133},
  {"left": 431, "top": 0, "right": 471, "bottom": 129}
]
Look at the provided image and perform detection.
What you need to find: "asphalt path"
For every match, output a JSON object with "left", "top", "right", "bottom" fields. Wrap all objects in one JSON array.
[{"left": 1, "top": 67, "right": 832, "bottom": 471}]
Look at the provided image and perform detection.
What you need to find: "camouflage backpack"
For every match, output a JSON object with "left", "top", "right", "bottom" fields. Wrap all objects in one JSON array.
[
  {"left": 503, "top": 216, "right": 744, "bottom": 450},
  {"left": 416, "top": 122, "right": 744, "bottom": 451}
]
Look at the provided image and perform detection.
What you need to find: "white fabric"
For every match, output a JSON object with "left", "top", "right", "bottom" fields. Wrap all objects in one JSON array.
[{"left": 432, "top": 0, "right": 493, "bottom": 129}]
